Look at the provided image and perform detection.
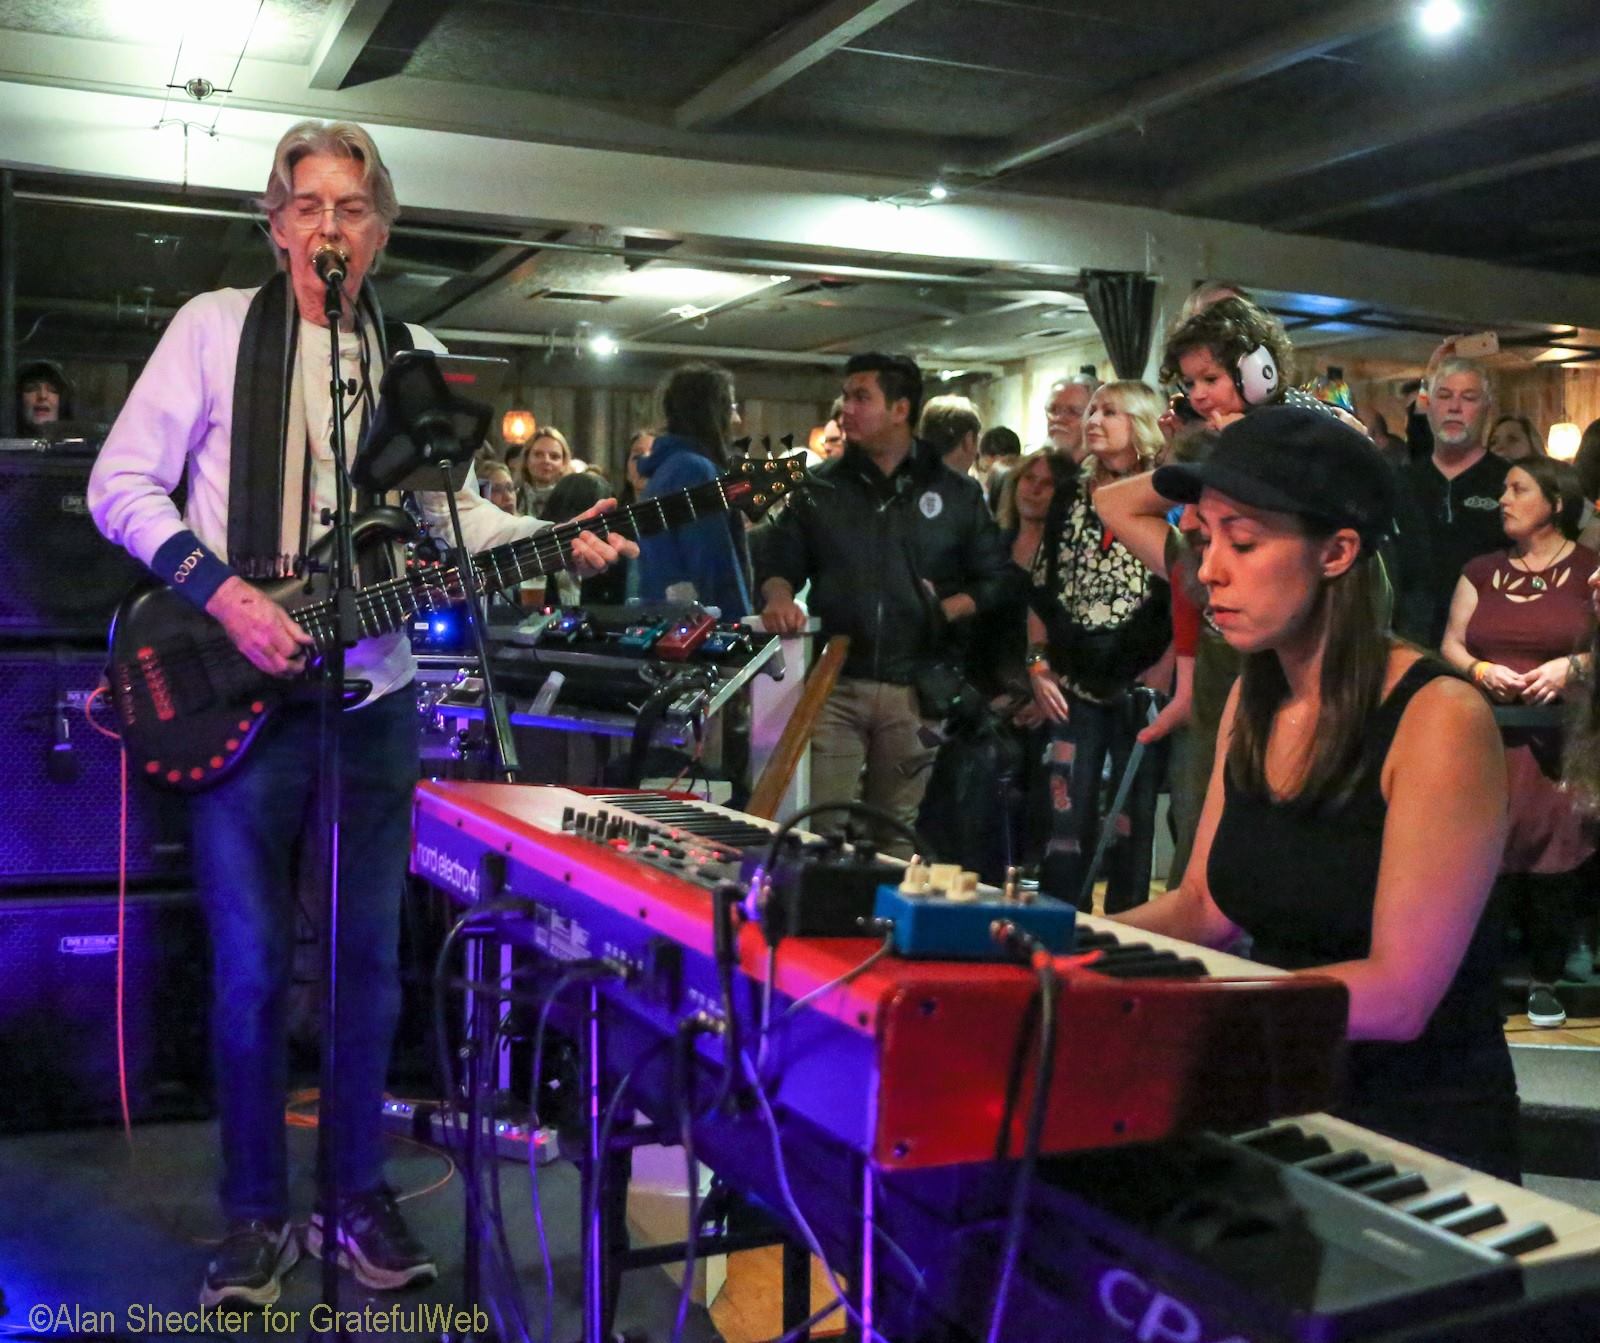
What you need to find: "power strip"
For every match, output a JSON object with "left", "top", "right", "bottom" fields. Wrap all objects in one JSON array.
[{"left": 381, "top": 1098, "right": 560, "bottom": 1165}]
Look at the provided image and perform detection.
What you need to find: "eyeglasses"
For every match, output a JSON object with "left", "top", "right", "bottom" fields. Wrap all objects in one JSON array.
[{"left": 285, "top": 198, "right": 376, "bottom": 229}]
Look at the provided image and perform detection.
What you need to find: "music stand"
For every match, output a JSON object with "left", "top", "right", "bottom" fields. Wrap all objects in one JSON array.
[
  {"left": 354, "top": 351, "right": 504, "bottom": 492},
  {"left": 354, "top": 349, "right": 521, "bottom": 783}
]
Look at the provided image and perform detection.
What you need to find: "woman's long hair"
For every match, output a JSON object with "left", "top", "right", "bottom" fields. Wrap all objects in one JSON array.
[
  {"left": 659, "top": 362, "right": 735, "bottom": 466},
  {"left": 995, "top": 449, "right": 1074, "bottom": 531},
  {"left": 1228, "top": 527, "right": 1392, "bottom": 811}
]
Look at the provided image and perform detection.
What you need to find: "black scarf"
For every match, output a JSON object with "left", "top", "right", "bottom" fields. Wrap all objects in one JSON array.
[{"left": 227, "top": 271, "right": 411, "bottom": 579}]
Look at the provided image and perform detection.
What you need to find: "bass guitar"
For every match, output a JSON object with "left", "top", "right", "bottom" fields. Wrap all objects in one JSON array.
[{"left": 107, "top": 454, "right": 808, "bottom": 791}]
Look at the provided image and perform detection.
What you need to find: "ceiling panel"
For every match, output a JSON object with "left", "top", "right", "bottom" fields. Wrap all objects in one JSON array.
[
  {"left": 737, "top": 47, "right": 1063, "bottom": 139},
  {"left": 399, "top": 0, "right": 818, "bottom": 102}
]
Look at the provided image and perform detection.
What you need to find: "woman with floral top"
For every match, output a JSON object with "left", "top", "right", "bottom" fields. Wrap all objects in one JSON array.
[{"left": 1027, "top": 381, "right": 1171, "bottom": 912}]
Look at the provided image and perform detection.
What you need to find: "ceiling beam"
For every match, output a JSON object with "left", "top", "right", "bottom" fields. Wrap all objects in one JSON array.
[
  {"left": 622, "top": 274, "right": 802, "bottom": 341},
  {"left": 14, "top": 189, "right": 1079, "bottom": 293},
  {"left": 1275, "top": 136, "right": 1600, "bottom": 232},
  {"left": 308, "top": 0, "right": 398, "bottom": 92},
  {"left": 673, "top": 0, "right": 919, "bottom": 130},
  {"left": 431, "top": 327, "right": 850, "bottom": 367},
  {"left": 978, "top": 0, "right": 1397, "bottom": 178},
  {"left": 408, "top": 242, "right": 538, "bottom": 326},
  {"left": 1508, "top": 237, "right": 1600, "bottom": 267},
  {"left": 1167, "top": 50, "right": 1600, "bottom": 210}
]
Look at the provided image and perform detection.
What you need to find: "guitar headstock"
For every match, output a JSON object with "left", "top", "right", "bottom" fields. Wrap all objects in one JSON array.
[{"left": 722, "top": 452, "right": 813, "bottom": 520}]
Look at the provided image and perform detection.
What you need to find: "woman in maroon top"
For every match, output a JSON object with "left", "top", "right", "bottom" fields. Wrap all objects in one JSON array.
[{"left": 1442, "top": 456, "right": 1597, "bottom": 1026}]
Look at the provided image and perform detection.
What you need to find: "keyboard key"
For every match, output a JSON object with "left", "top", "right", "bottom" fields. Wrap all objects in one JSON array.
[
  {"left": 1361, "top": 1172, "right": 1429, "bottom": 1204},
  {"left": 1482, "top": 1222, "right": 1557, "bottom": 1256},
  {"left": 1435, "top": 1204, "right": 1507, "bottom": 1236}
]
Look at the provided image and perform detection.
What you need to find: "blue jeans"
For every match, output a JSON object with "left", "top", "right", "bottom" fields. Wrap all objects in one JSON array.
[
  {"left": 1041, "top": 692, "right": 1159, "bottom": 915},
  {"left": 190, "top": 686, "right": 418, "bottom": 1222}
]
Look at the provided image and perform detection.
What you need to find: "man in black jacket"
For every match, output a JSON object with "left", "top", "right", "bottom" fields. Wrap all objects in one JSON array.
[{"left": 755, "top": 353, "right": 1014, "bottom": 853}]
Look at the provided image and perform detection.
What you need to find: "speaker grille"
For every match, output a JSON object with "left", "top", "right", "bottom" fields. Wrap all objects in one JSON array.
[
  {"left": 0, "top": 888, "right": 210, "bottom": 1129},
  {"left": 0, "top": 651, "right": 190, "bottom": 885},
  {"left": 0, "top": 454, "right": 149, "bottom": 639}
]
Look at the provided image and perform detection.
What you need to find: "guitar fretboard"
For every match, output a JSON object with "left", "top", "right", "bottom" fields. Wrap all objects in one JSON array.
[{"left": 291, "top": 471, "right": 757, "bottom": 650}]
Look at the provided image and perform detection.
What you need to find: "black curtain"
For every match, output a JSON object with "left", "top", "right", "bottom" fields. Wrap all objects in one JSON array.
[{"left": 1081, "top": 270, "right": 1157, "bottom": 380}]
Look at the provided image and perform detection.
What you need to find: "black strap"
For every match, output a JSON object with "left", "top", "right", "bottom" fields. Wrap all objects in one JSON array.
[{"left": 228, "top": 276, "right": 400, "bottom": 580}]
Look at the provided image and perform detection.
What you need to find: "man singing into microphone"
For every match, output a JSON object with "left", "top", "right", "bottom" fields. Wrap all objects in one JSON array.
[{"left": 88, "top": 121, "right": 634, "bottom": 1309}]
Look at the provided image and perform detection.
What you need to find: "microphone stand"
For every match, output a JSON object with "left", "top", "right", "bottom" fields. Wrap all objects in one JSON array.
[
  {"left": 437, "top": 474, "right": 520, "bottom": 783},
  {"left": 311, "top": 263, "right": 358, "bottom": 1339}
]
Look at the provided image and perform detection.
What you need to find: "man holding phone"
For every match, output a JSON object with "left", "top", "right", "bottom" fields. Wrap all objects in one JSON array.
[{"left": 1404, "top": 347, "right": 1508, "bottom": 646}]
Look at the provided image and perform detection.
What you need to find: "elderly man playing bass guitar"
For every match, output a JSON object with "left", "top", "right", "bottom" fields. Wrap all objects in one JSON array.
[{"left": 88, "top": 119, "right": 634, "bottom": 1309}]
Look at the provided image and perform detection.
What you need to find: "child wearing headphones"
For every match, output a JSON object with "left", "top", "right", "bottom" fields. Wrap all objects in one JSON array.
[{"left": 1159, "top": 295, "right": 1327, "bottom": 434}]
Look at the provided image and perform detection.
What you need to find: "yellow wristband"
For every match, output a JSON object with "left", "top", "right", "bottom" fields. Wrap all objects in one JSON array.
[{"left": 1469, "top": 660, "right": 1487, "bottom": 684}]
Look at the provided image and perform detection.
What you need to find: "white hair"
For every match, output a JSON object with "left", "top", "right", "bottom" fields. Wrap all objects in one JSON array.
[
  {"left": 1427, "top": 356, "right": 1493, "bottom": 402},
  {"left": 259, "top": 120, "right": 399, "bottom": 260},
  {"left": 1046, "top": 372, "right": 1100, "bottom": 404}
]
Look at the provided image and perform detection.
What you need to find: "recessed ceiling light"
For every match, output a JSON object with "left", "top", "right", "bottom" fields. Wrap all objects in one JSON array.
[
  {"left": 589, "top": 333, "right": 619, "bottom": 357},
  {"left": 1417, "top": 0, "right": 1464, "bottom": 37},
  {"left": 928, "top": 183, "right": 949, "bottom": 201}
]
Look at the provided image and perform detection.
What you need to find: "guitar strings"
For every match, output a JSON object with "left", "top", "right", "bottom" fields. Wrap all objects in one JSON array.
[{"left": 127, "top": 468, "right": 788, "bottom": 692}]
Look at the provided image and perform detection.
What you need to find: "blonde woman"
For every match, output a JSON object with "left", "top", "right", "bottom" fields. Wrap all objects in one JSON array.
[
  {"left": 1026, "top": 381, "right": 1172, "bottom": 912},
  {"left": 516, "top": 426, "right": 573, "bottom": 518}
]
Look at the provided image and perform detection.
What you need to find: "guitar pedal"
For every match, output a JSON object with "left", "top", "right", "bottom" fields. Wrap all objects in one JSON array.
[
  {"left": 544, "top": 609, "right": 594, "bottom": 644},
  {"left": 617, "top": 620, "right": 669, "bottom": 653},
  {"left": 700, "top": 627, "right": 752, "bottom": 658},
  {"left": 656, "top": 612, "right": 717, "bottom": 661},
  {"left": 509, "top": 610, "right": 558, "bottom": 646}
]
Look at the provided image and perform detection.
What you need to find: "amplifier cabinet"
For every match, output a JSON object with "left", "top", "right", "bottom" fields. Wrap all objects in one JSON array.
[
  {"left": 0, "top": 887, "right": 211, "bottom": 1129},
  {"left": 0, "top": 650, "right": 190, "bottom": 885},
  {"left": 0, "top": 453, "right": 149, "bottom": 641}
]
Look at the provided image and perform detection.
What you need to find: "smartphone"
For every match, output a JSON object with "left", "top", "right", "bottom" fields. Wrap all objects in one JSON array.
[
  {"left": 1170, "top": 393, "right": 1204, "bottom": 424},
  {"left": 1454, "top": 331, "right": 1499, "bottom": 358}
]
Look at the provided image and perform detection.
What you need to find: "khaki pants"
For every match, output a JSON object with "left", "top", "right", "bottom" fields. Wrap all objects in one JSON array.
[{"left": 808, "top": 677, "right": 935, "bottom": 857}]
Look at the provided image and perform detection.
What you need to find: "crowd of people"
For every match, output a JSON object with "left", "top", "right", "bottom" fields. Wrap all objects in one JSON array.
[{"left": 740, "top": 305, "right": 1600, "bottom": 1181}]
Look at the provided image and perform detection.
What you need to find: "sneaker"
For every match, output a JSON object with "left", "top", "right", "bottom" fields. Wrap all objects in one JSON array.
[
  {"left": 199, "top": 1219, "right": 300, "bottom": 1308},
  {"left": 306, "top": 1185, "right": 437, "bottom": 1291},
  {"left": 1528, "top": 984, "right": 1568, "bottom": 1029}
]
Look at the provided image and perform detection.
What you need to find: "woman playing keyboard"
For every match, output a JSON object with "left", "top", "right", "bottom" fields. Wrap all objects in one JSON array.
[{"left": 1117, "top": 405, "right": 1518, "bottom": 1180}]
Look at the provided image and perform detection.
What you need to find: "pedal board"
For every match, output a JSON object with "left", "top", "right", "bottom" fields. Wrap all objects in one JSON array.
[{"left": 380, "top": 1097, "right": 560, "bottom": 1165}]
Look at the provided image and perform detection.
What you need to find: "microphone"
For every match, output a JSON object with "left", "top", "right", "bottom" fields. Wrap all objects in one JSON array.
[{"left": 312, "top": 245, "right": 349, "bottom": 288}]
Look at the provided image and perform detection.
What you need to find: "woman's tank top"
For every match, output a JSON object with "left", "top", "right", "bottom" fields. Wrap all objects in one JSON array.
[{"left": 1208, "top": 659, "right": 1518, "bottom": 1176}]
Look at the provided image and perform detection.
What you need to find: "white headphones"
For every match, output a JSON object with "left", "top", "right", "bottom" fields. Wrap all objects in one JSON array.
[{"left": 1234, "top": 344, "right": 1280, "bottom": 405}]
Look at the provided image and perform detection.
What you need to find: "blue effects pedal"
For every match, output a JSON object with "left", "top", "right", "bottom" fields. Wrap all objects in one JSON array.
[{"left": 873, "top": 864, "right": 1076, "bottom": 960}]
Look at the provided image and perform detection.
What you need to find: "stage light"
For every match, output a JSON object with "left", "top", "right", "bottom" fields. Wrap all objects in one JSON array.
[
  {"left": 589, "top": 333, "right": 619, "bottom": 358},
  {"left": 501, "top": 410, "right": 536, "bottom": 446},
  {"left": 1417, "top": 0, "right": 1464, "bottom": 37}
]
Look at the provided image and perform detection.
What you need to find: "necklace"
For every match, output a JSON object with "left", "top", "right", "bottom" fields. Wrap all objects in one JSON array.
[{"left": 1512, "top": 538, "right": 1573, "bottom": 592}]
